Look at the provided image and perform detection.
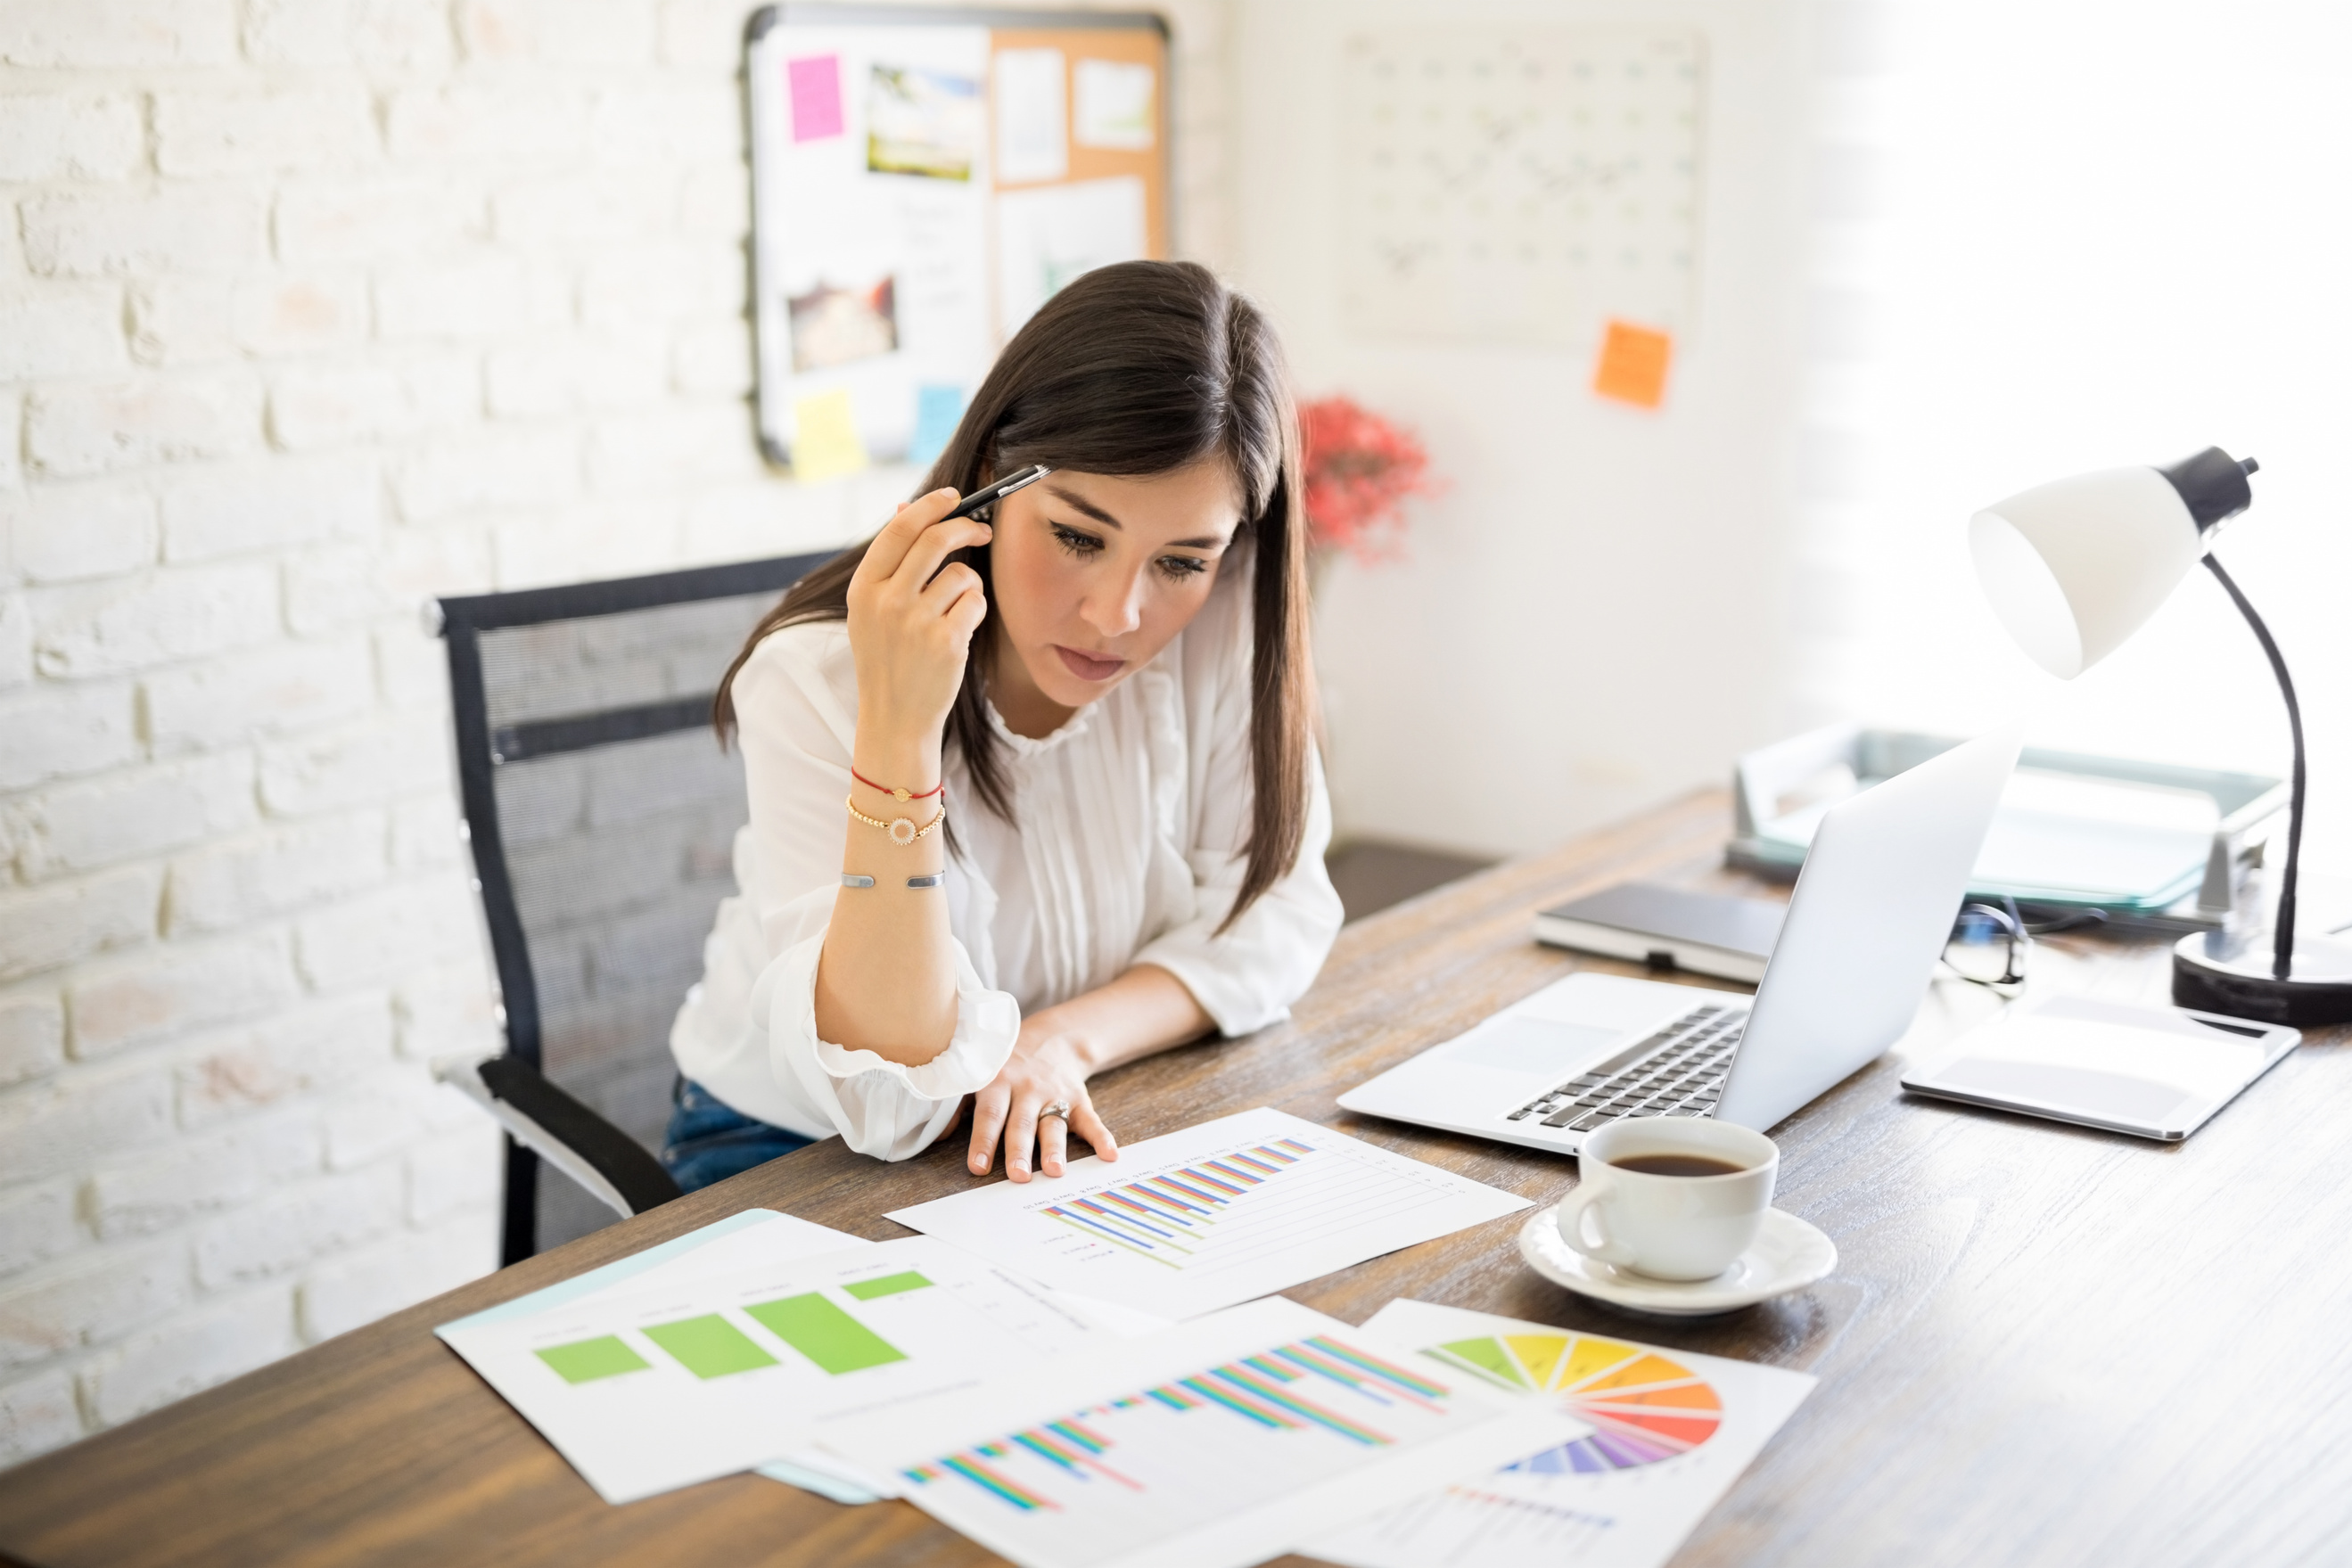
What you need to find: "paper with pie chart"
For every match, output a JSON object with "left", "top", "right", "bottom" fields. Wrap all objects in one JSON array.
[
  {"left": 436, "top": 1236, "right": 1128, "bottom": 1504},
  {"left": 1304, "top": 1299, "right": 1816, "bottom": 1568},
  {"left": 885, "top": 1107, "right": 1533, "bottom": 1319}
]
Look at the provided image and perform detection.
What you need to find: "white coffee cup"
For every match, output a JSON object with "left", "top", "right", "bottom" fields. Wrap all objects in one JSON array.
[{"left": 1556, "top": 1119, "right": 1780, "bottom": 1282}]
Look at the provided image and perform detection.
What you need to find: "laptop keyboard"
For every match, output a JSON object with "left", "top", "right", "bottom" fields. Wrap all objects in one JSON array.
[{"left": 1505, "top": 1003, "right": 1748, "bottom": 1134}]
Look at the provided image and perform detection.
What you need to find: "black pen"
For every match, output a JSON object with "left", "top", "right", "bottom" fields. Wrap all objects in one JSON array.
[{"left": 943, "top": 464, "right": 1050, "bottom": 521}]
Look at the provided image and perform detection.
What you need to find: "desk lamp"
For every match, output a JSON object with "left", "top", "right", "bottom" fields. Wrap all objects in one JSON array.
[{"left": 1969, "top": 447, "right": 2352, "bottom": 1024}]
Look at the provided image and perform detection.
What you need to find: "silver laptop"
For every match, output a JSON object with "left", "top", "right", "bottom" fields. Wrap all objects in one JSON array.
[{"left": 1338, "top": 730, "right": 2021, "bottom": 1153}]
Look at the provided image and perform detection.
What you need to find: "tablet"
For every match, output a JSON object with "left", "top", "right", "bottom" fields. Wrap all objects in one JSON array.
[
  {"left": 1531, "top": 881, "right": 1784, "bottom": 983},
  {"left": 1900, "top": 995, "right": 2299, "bottom": 1141}
]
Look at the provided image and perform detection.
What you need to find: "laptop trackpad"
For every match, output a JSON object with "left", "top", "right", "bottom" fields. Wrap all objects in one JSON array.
[{"left": 1451, "top": 1018, "right": 1625, "bottom": 1076}]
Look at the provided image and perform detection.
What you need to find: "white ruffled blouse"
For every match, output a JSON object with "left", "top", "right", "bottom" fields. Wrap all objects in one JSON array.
[{"left": 668, "top": 561, "right": 1345, "bottom": 1160}]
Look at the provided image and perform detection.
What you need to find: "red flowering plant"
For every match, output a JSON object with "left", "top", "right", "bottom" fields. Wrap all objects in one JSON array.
[{"left": 1297, "top": 395, "right": 1438, "bottom": 566}]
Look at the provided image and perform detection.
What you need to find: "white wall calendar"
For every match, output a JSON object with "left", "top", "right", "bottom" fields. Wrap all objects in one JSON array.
[{"left": 1338, "top": 29, "right": 1706, "bottom": 349}]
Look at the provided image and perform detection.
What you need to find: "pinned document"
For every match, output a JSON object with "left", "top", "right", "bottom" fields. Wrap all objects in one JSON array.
[
  {"left": 792, "top": 386, "right": 869, "bottom": 480},
  {"left": 1592, "top": 320, "right": 1674, "bottom": 409},
  {"left": 994, "top": 176, "right": 1147, "bottom": 338},
  {"left": 995, "top": 47, "right": 1068, "bottom": 183}
]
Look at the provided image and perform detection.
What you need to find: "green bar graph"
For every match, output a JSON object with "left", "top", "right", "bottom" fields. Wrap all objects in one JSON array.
[
  {"left": 641, "top": 1314, "right": 778, "bottom": 1379},
  {"left": 535, "top": 1334, "right": 650, "bottom": 1385},
  {"left": 744, "top": 1293, "right": 909, "bottom": 1375},
  {"left": 843, "top": 1271, "right": 935, "bottom": 1301}
]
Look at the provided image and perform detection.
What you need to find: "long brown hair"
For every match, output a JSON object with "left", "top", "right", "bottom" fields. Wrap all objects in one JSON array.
[{"left": 715, "top": 260, "right": 1314, "bottom": 930}]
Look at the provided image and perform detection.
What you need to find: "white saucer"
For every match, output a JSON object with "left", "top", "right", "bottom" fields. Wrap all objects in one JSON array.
[{"left": 1517, "top": 1204, "right": 1838, "bottom": 1318}]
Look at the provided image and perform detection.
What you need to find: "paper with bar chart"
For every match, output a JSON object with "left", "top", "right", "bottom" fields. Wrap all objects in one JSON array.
[
  {"left": 1304, "top": 1300, "right": 1816, "bottom": 1568},
  {"left": 818, "top": 1294, "right": 1586, "bottom": 1568},
  {"left": 436, "top": 1236, "right": 1121, "bottom": 1504},
  {"left": 437, "top": 1208, "right": 907, "bottom": 1506},
  {"left": 886, "top": 1108, "right": 1532, "bottom": 1319}
]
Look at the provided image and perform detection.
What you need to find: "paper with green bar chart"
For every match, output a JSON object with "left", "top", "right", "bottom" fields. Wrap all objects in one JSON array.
[
  {"left": 820, "top": 1293, "right": 1587, "bottom": 1568},
  {"left": 885, "top": 1107, "right": 1533, "bottom": 1320},
  {"left": 435, "top": 1236, "right": 1122, "bottom": 1504}
]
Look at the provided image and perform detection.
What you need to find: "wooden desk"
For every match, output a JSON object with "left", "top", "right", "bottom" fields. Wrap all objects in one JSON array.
[{"left": 5, "top": 790, "right": 2351, "bottom": 1568}]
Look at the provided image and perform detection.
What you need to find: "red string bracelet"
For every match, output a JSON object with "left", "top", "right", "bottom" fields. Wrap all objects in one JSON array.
[{"left": 851, "top": 767, "right": 945, "bottom": 804}]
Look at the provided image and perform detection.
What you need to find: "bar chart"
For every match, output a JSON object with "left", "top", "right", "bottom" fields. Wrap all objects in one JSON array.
[
  {"left": 439, "top": 1237, "right": 1109, "bottom": 1503},
  {"left": 531, "top": 1276, "right": 927, "bottom": 1384},
  {"left": 889, "top": 1107, "right": 1533, "bottom": 1318},
  {"left": 905, "top": 1331, "right": 1449, "bottom": 1511},
  {"left": 824, "top": 1295, "right": 1584, "bottom": 1568},
  {"left": 1037, "top": 1137, "right": 1317, "bottom": 1266}
]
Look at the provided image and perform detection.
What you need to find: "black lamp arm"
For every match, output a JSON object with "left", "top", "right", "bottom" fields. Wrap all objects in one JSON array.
[{"left": 2200, "top": 553, "right": 2306, "bottom": 981}]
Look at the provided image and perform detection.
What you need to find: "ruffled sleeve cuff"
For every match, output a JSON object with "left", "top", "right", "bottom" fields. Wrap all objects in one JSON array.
[{"left": 756, "top": 930, "right": 1022, "bottom": 1160}]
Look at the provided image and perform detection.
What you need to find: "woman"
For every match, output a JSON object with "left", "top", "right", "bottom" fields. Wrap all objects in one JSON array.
[{"left": 664, "top": 260, "right": 1343, "bottom": 1191}]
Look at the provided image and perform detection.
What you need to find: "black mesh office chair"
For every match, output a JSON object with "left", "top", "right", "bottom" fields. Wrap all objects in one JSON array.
[{"left": 429, "top": 553, "right": 829, "bottom": 1263}]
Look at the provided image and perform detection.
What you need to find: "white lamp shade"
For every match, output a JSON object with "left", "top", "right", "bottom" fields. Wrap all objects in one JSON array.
[{"left": 1968, "top": 465, "right": 2202, "bottom": 678}]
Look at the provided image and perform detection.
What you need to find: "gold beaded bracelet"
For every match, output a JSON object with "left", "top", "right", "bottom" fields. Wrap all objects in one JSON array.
[{"left": 845, "top": 792, "right": 945, "bottom": 846}]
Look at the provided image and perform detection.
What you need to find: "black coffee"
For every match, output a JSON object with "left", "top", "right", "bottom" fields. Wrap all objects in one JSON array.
[{"left": 1610, "top": 1154, "right": 1748, "bottom": 1178}]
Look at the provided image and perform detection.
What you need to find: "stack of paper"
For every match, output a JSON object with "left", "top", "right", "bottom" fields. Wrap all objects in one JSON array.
[{"left": 435, "top": 1111, "right": 1816, "bottom": 1567}]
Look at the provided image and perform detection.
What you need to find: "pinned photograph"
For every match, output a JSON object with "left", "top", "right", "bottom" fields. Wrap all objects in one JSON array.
[
  {"left": 1073, "top": 59, "right": 1155, "bottom": 150},
  {"left": 867, "top": 64, "right": 982, "bottom": 180},
  {"left": 788, "top": 276, "right": 899, "bottom": 372}
]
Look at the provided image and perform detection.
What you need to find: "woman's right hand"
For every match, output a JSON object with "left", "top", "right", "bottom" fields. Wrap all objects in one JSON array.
[{"left": 844, "top": 488, "right": 992, "bottom": 761}]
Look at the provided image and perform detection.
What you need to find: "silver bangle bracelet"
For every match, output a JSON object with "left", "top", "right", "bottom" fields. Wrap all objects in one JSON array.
[{"left": 841, "top": 873, "right": 946, "bottom": 889}]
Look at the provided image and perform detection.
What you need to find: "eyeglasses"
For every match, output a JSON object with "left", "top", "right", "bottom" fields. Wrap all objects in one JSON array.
[
  {"left": 1944, "top": 901, "right": 2031, "bottom": 989},
  {"left": 1941, "top": 899, "right": 2109, "bottom": 991}
]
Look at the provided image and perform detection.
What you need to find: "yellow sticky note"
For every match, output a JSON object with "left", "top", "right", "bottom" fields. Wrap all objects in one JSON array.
[
  {"left": 1592, "top": 319, "right": 1674, "bottom": 409},
  {"left": 791, "top": 387, "right": 869, "bottom": 481}
]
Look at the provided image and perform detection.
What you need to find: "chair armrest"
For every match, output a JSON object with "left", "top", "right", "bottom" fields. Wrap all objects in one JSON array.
[{"left": 433, "top": 1055, "right": 683, "bottom": 1220}]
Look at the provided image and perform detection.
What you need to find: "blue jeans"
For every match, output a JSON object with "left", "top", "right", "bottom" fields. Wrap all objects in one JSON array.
[{"left": 661, "top": 1078, "right": 817, "bottom": 1192}]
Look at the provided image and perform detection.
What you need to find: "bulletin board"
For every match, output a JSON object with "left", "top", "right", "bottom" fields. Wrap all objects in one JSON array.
[{"left": 744, "top": 4, "right": 1172, "bottom": 477}]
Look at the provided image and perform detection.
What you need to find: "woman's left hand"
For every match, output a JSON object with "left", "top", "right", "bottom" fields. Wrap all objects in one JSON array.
[{"left": 968, "top": 1019, "right": 1121, "bottom": 1181}]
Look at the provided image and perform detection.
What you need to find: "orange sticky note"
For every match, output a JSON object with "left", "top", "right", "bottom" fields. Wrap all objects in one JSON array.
[
  {"left": 792, "top": 387, "right": 868, "bottom": 481},
  {"left": 1592, "top": 320, "right": 1674, "bottom": 409}
]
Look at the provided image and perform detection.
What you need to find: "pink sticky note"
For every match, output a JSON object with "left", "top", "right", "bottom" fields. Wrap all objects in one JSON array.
[{"left": 787, "top": 54, "right": 844, "bottom": 142}]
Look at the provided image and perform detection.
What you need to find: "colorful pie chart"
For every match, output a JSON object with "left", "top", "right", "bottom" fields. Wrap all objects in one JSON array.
[{"left": 1424, "top": 1332, "right": 1722, "bottom": 1471}]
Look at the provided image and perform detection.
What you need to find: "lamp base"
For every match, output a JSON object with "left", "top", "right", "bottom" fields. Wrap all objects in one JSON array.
[{"left": 2171, "top": 930, "right": 2352, "bottom": 1027}]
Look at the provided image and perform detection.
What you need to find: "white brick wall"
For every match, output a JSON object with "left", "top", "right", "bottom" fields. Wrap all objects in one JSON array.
[{"left": 0, "top": 0, "right": 1233, "bottom": 1468}]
